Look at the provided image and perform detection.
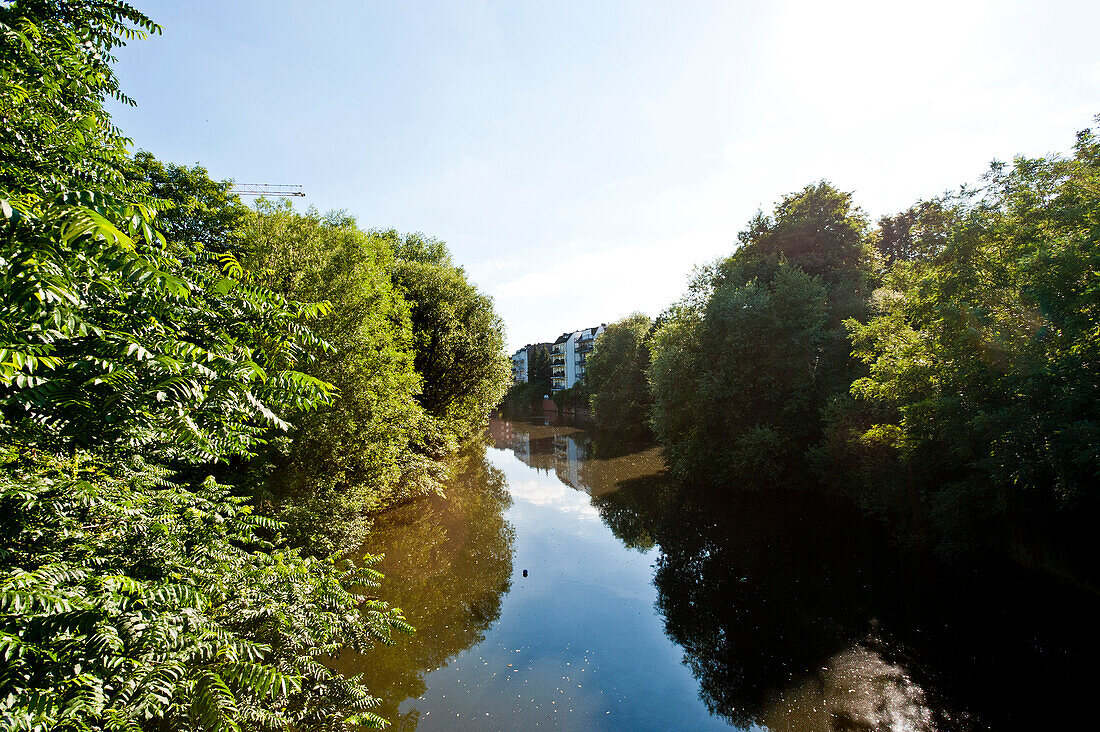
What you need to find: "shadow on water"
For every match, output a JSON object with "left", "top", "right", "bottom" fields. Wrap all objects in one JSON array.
[
  {"left": 340, "top": 418, "right": 1100, "bottom": 730},
  {"left": 595, "top": 468, "right": 1100, "bottom": 731},
  {"left": 331, "top": 449, "right": 516, "bottom": 728}
]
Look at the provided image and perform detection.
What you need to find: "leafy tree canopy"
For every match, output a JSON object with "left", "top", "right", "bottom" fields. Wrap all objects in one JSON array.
[
  {"left": 0, "top": 3, "right": 428, "bottom": 729},
  {"left": 0, "top": 0, "right": 157, "bottom": 196},
  {"left": 391, "top": 249, "right": 510, "bottom": 445},
  {"left": 736, "top": 181, "right": 871, "bottom": 283},
  {"left": 645, "top": 182, "right": 873, "bottom": 486},
  {"left": 844, "top": 123, "right": 1100, "bottom": 556},
  {"left": 587, "top": 313, "right": 653, "bottom": 436},
  {"left": 131, "top": 152, "right": 252, "bottom": 250}
]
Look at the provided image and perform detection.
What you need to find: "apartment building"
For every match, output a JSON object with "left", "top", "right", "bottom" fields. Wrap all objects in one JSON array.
[
  {"left": 550, "top": 324, "right": 606, "bottom": 393},
  {"left": 511, "top": 342, "right": 553, "bottom": 384},
  {"left": 573, "top": 325, "right": 603, "bottom": 384},
  {"left": 510, "top": 347, "right": 529, "bottom": 383}
]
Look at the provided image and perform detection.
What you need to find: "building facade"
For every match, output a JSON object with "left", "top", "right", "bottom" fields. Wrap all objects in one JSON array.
[
  {"left": 510, "top": 347, "right": 529, "bottom": 384},
  {"left": 511, "top": 342, "right": 552, "bottom": 386},
  {"left": 573, "top": 325, "right": 603, "bottom": 385},
  {"left": 550, "top": 332, "right": 572, "bottom": 393},
  {"left": 550, "top": 324, "right": 606, "bottom": 394}
]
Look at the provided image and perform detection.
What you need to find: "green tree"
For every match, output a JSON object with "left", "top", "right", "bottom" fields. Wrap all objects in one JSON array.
[
  {"left": 874, "top": 199, "right": 955, "bottom": 266},
  {"left": 844, "top": 124, "right": 1100, "bottom": 559},
  {"left": 389, "top": 235, "right": 510, "bottom": 446},
  {"left": 131, "top": 152, "right": 252, "bottom": 250},
  {"left": 648, "top": 183, "right": 872, "bottom": 486},
  {"left": 0, "top": 0, "right": 156, "bottom": 196},
  {"left": 647, "top": 303, "right": 705, "bottom": 475},
  {"left": 1, "top": 3, "right": 332, "bottom": 462},
  {"left": 1, "top": 3, "right": 414, "bottom": 728},
  {"left": 528, "top": 346, "right": 552, "bottom": 395},
  {"left": 736, "top": 181, "right": 870, "bottom": 285},
  {"left": 587, "top": 313, "right": 653, "bottom": 435},
  {"left": 235, "top": 204, "right": 438, "bottom": 552},
  {"left": 652, "top": 266, "right": 832, "bottom": 485},
  {"left": 0, "top": 447, "right": 411, "bottom": 732},
  {"left": 550, "top": 381, "right": 589, "bottom": 414}
]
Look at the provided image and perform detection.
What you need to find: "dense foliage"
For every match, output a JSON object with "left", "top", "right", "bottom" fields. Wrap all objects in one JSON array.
[
  {"left": 0, "top": 448, "right": 410, "bottom": 731},
  {"left": 389, "top": 236, "right": 510, "bottom": 445},
  {"left": 233, "top": 214, "right": 508, "bottom": 551},
  {"left": 132, "top": 152, "right": 251, "bottom": 250},
  {"left": 0, "top": 0, "right": 150, "bottom": 196},
  {"left": 589, "top": 127, "right": 1100, "bottom": 566},
  {"left": 232, "top": 206, "right": 434, "bottom": 552},
  {"left": 1, "top": 1, "right": 509, "bottom": 728},
  {"left": 499, "top": 380, "right": 544, "bottom": 415},
  {"left": 839, "top": 129, "right": 1100, "bottom": 559},
  {"left": 647, "top": 183, "right": 872, "bottom": 486},
  {"left": 586, "top": 313, "right": 653, "bottom": 436}
]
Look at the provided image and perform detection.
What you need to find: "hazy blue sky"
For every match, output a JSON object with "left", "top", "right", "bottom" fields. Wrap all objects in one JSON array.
[{"left": 112, "top": 1, "right": 1100, "bottom": 351}]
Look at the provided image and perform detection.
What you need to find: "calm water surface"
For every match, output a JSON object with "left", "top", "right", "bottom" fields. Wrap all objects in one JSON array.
[{"left": 335, "top": 418, "right": 1100, "bottom": 731}]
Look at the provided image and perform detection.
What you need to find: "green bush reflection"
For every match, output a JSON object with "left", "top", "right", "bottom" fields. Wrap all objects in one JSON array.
[{"left": 331, "top": 448, "right": 515, "bottom": 726}]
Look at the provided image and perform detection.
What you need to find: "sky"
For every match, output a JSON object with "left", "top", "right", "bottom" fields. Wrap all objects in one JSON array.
[{"left": 110, "top": 1, "right": 1100, "bottom": 352}]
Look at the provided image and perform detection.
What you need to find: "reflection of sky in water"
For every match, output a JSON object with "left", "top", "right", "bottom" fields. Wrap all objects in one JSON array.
[
  {"left": 359, "top": 420, "right": 1099, "bottom": 731},
  {"left": 398, "top": 446, "right": 735, "bottom": 731},
  {"left": 505, "top": 477, "right": 599, "bottom": 519}
]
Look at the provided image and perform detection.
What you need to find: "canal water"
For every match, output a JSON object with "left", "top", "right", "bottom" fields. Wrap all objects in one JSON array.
[{"left": 334, "top": 418, "right": 1100, "bottom": 731}]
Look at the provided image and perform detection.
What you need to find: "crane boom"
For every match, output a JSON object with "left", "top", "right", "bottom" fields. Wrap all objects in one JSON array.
[{"left": 229, "top": 183, "right": 305, "bottom": 197}]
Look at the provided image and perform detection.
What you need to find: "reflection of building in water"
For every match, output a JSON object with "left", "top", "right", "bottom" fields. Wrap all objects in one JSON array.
[
  {"left": 553, "top": 433, "right": 586, "bottom": 489},
  {"left": 488, "top": 418, "right": 513, "bottom": 445},
  {"left": 490, "top": 419, "right": 591, "bottom": 489},
  {"left": 512, "top": 432, "right": 531, "bottom": 466},
  {"left": 490, "top": 418, "right": 663, "bottom": 499},
  {"left": 489, "top": 419, "right": 532, "bottom": 467}
]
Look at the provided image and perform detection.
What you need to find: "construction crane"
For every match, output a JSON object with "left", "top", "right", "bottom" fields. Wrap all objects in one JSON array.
[{"left": 228, "top": 183, "right": 305, "bottom": 198}]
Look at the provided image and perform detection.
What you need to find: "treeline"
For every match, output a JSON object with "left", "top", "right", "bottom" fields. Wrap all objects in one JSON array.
[
  {"left": 589, "top": 126, "right": 1100, "bottom": 566},
  {"left": 0, "top": 2, "right": 507, "bottom": 730},
  {"left": 138, "top": 176, "right": 511, "bottom": 553},
  {"left": 499, "top": 348, "right": 551, "bottom": 413}
]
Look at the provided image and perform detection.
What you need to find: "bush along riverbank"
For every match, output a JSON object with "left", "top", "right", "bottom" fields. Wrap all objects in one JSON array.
[
  {"left": 589, "top": 125, "right": 1100, "bottom": 580},
  {"left": 0, "top": 2, "right": 509, "bottom": 729}
]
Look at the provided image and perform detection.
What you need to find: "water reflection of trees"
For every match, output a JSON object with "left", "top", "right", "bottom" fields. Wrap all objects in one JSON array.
[
  {"left": 487, "top": 419, "right": 1100, "bottom": 730},
  {"left": 595, "top": 476, "right": 1100, "bottom": 731},
  {"left": 332, "top": 448, "right": 515, "bottom": 728}
]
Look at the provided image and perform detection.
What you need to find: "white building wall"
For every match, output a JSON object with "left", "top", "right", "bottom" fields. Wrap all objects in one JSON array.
[
  {"left": 564, "top": 332, "right": 579, "bottom": 388},
  {"left": 511, "top": 348, "right": 528, "bottom": 383},
  {"left": 550, "top": 327, "right": 605, "bottom": 392},
  {"left": 571, "top": 325, "right": 605, "bottom": 386}
]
